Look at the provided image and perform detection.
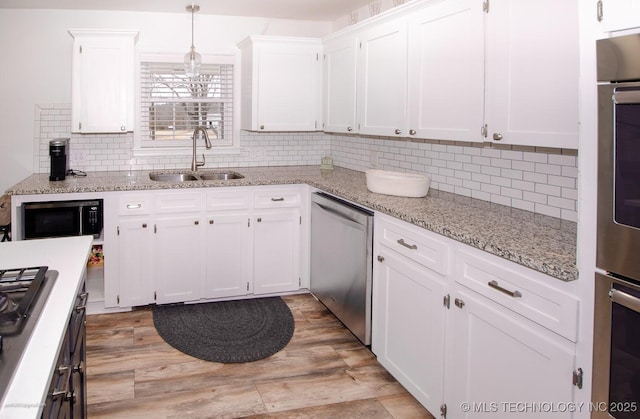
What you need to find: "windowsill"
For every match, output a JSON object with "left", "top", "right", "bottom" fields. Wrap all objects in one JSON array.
[{"left": 132, "top": 146, "right": 241, "bottom": 157}]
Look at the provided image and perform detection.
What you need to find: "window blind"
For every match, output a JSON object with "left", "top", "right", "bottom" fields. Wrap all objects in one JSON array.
[{"left": 140, "top": 62, "right": 234, "bottom": 146}]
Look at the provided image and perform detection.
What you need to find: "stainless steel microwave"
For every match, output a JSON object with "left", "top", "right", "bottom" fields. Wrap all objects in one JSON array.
[{"left": 22, "top": 199, "right": 103, "bottom": 239}]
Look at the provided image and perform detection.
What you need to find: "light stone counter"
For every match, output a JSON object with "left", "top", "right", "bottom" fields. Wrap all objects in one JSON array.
[{"left": 7, "top": 166, "right": 578, "bottom": 281}]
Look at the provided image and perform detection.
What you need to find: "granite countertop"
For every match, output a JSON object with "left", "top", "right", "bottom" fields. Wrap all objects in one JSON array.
[{"left": 7, "top": 165, "right": 578, "bottom": 281}]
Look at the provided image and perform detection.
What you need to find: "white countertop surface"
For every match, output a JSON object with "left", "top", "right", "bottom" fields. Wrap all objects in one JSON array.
[{"left": 0, "top": 236, "right": 93, "bottom": 419}]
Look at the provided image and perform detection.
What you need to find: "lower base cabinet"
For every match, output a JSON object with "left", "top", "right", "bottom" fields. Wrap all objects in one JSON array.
[
  {"left": 107, "top": 186, "right": 303, "bottom": 308},
  {"left": 253, "top": 208, "right": 301, "bottom": 294},
  {"left": 444, "top": 285, "right": 576, "bottom": 419},
  {"left": 372, "top": 247, "right": 447, "bottom": 415},
  {"left": 372, "top": 214, "right": 579, "bottom": 418}
]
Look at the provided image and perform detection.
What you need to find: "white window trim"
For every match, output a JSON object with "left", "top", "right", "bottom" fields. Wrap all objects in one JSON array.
[{"left": 133, "top": 51, "right": 241, "bottom": 157}]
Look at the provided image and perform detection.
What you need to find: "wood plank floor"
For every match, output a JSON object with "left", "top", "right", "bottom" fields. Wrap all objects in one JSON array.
[{"left": 86, "top": 293, "right": 435, "bottom": 418}]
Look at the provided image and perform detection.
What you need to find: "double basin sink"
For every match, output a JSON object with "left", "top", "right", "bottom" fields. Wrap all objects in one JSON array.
[{"left": 149, "top": 170, "right": 244, "bottom": 182}]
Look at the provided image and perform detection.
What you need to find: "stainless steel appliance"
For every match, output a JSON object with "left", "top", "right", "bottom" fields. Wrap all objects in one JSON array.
[
  {"left": 593, "top": 33, "right": 640, "bottom": 418},
  {"left": 49, "top": 138, "right": 69, "bottom": 181},
  {"left": 22, "top": 199, "right": 103, "bottom": 240},
  {"left": 310, "top": 192, "right": 373, "bottom": 345}
]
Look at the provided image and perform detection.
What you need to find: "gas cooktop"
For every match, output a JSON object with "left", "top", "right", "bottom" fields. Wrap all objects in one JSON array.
[{"left": 0, "top": 266, "right": 58, "bottom": 398}]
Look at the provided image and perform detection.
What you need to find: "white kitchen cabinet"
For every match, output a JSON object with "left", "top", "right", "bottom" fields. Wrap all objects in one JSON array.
[
  {"left": 252, "top": 187, "right": 302, "bottom": 294},
  {"left": 322, "top": 34, "right": 358, "bottom": 134},
  {"left": 154, "top": 215, "right": 203, "bottom": 304},
  {"left": 111, "top": 192, "right": 154, "bottom": 308},
  {"left": 154, "top": 191, "right": 203, "bottom": 304},
  {"left": 238, "top": 36, "right": 322, "bottom": 131},
  {"left": 69, "top": 30, "right": 137, "bottom": 134},
  {"left": 204, "top": 189, "right": 252, "bottom": 299},
  {"left": 357, "top": 18, "right": 408, "bottom": 137},
  {"left": 373, "top": 247, "right": 447, "bottom": 415},
  {"left": 115, "top": 217, "right": 153, "bottom": 307},
  {"left": 372, "top": 214, "right": 450, "bottom": 415},
  {"left": 444, "top": 285, "right": 576, "bottom": 419},
  {"left": 406, "top": 0, "right": 484, "bottom": 142},
  {"left": 484, "top": 0, "right": 579, "bottom": 148},
  {"left": 598, "top": 0, "right": 640, "bottom": 32}
]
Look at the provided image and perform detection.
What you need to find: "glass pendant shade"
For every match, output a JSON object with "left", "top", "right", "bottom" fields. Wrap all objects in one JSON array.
[
  {"left": 184, "top": 46, "right": 201, "bottom": 77},
  {"left": 184, "top": 4, "right": 201, "bottom": 77}
]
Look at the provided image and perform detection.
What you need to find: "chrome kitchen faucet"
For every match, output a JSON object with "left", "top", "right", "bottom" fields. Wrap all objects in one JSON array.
[{"left": 191, "top": 126, "right": 212, "bottom": 171}]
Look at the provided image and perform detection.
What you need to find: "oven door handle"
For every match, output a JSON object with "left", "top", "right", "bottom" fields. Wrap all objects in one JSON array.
[{"left": 609, "top": 288, "right": 640, "bottom": 313}]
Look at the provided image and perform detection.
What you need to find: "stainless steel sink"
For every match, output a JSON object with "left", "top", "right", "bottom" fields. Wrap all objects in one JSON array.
[
  {"left": 199, "top": 171, "right": 244, "bottom": 180},
  {"left": 149, "top": 172, "right": 199, "bottom": 182},
  {"left": 148, "top": 171, "right": 244, "bottom": 182}
]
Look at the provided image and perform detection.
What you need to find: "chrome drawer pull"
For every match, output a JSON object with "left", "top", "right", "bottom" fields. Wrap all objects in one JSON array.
[
  {"left": 488, "top": 280, "right": 522, "bottom": 298},
  {"left": 126, "top": 203, "right": 142, "bottom": 209},
  {"left": 397, "top": 238, "right": 417, "bottom": 250},
  {"left": 271, "top": 197, "right": 285, "bottom": 202}
]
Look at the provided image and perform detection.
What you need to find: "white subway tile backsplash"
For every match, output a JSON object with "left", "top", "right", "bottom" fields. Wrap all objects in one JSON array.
[{"left": 34, "top": 104, "right": 578, "bottom": 222}]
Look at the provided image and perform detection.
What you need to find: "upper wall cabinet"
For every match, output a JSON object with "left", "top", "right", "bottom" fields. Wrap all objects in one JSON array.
[
  {"left": 321, "top": 0, "right": 579, "bottom": 149},
  {"left": 238, "top": 36, "right": 322, "bottom": 132},
  {"left": 598, "top": 0, "right": 640, "bottom": 32},
  {"left": 357, "top": 19, "right": 408, "bottom": 137},
  {"left": 69, "top": 30, "right": 138, "bottom": 134},
  {"left": 323, "top": 35, "right": 358, "bottom": 134},
  {"left": 484, "top": 0, "right": 579, "bottom": 148},
  {"left": 406, "top": 0, "right": 484, "bottom": 142}
]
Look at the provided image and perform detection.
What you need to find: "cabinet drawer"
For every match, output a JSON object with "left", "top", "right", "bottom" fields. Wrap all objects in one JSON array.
[
  {"left": 118, "top": 193, "right": 153, "bottom": 215},
  {"left": 455, "top": 248, "right": 579, "bottom": 341},
  {"left": 253, "top": 188, "right": 301, "bottom": 208},
  {"left": 155, "top": 191, "right": 202, "bottom": 214},
  {"left": 206, "top": 190, "right": 250, "bottom": 211},
  {"left": 378, "top": 217, "right": 449, "bottom": 276}
]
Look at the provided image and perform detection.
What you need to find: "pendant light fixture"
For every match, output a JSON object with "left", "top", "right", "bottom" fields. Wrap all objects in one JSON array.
[{"left": 184, "top": 3, "right": 201, "bottom": 77}]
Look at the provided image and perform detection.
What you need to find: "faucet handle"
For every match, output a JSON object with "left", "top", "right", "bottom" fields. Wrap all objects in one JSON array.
[{"left": 196, "top": 153, "right": 206, "bottom": 168}]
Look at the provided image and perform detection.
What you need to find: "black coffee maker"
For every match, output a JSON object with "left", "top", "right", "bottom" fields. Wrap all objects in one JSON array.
[{"left": 49, "top": 139, "right": 69, "bottom": 181}]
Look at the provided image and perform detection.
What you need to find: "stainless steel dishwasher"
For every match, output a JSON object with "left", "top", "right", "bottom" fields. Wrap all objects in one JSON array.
[{"left": 310, "top": 192, "right": 373, "bottom": 345}]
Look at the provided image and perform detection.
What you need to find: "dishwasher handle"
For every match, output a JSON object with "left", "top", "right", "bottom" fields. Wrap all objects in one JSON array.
[{"left": 312, "top": 201, "right": 369, "bottom": 230}]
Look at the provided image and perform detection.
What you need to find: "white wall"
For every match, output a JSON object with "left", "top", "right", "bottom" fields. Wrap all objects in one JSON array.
[{"left": 0, "top": 8, "right": 332, "bottom": 193}]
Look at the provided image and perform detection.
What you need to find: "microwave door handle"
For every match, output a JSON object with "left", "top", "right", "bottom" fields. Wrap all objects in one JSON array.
[
  {"left": 613, "top": 89, "right": 640, "bottom": 104},
  {"left": 609, "top": 288, "right": 640, "bottom": 314}
]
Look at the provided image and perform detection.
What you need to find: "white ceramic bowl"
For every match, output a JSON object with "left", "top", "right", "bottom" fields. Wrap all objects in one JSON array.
[{"left": 365, "top": 169, "right": 431, "bottom": 198}]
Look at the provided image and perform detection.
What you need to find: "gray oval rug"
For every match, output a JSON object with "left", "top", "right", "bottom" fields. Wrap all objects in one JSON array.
[{"left": 152, "top": 297, "right": 294, "bottom": 363}]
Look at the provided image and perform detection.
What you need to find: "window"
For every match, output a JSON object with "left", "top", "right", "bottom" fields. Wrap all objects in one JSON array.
[{"left": 135, "top": 54, "right": 239, "bottom": 153}]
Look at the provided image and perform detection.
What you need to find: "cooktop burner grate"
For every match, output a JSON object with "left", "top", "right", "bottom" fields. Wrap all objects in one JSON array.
[{"left": 0, "top": 266, "right": 48, "bottom": 335}]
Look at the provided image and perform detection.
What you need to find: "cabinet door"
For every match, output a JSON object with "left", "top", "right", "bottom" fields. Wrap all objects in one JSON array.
[
  {"left": 116, "top": 218, "right": 153, "bottom": 307},
  {"left": 372, "top": 247, "right": 447, "bottom": 416},
  {"left": 204, "top": 213, "right": 252, "bottom": 298},
  {"left": 155, "top": 216, "right": 203, "bottom": 304},
  {"left": 357, "top": 18, "right": 408, "bottom": 137},
  {"left": 70, "top": 31, "right": 136, "bottom": 133},
  {"left": 253, "top": 209, "right": 300, "bottom": 294},
  {"left": 242, "top": 38, "right": 322, "bottom": 132},
  {"left": 599, "top": 0, "right": 640, "bottom": 32},
  {"left": 485, "top": 0, "right": 579, "bottom": 148},
  {"left": 323, "top": 35, "right": 358, "bottom": 134},
  {"left": 445, "top": 287, "right": 575, "bottom": 419},
  {"left": 407, "top": 0, "right": 484, "bottom": 142}
]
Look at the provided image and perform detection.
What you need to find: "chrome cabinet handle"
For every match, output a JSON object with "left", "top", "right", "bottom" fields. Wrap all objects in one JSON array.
[
  {"left": 395, "top": 129, "right": 402, "bottom": 135},
  {"left": 271, "top": 197, "right": 285, "bottom": 202},
  {"left": 454, "top": 298, "right": 465, "bottom": 309},
  {"left": 397, "top": 238, "right": 417, "bottom": 250},
  {"left": 409, "top": 129, "right": 416, "bottom": 135},
  {"left": 492, "top": 133, "right": 503, "bottom": 141},
  {"left": 126, "top": 203, "right": 142, "bottom": 209},
  {"left": 194, "top": 220, "right": 199, "bottom": 225},
  {"left": 488, "top": 280, "right": 522, "bottom": 298},
  {"left": 377, "top": 255, "right": 384, "bottom": 263},
  {"left": 347, "top": 126, "right": 353, "bottom": 132}
]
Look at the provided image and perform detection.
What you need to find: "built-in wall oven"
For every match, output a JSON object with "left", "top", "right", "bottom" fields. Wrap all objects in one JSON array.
[{"left": 593, "top": 33, "right": 640, "bottom": 418}]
